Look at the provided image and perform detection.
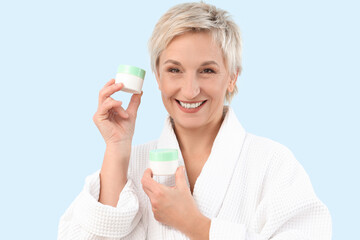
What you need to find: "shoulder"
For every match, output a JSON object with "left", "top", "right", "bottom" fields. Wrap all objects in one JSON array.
[
  {"left": 244, "top": 133, "right": 312, "bottom": 190},
  {"left": 246, "top": 133, "right": 290, "bottom": 152},
  {"left": 243, "top": 133, "right": 306, "bottom": 179},
  {"left": 244, "top": 133, "right": 295, "bottom": 162}
]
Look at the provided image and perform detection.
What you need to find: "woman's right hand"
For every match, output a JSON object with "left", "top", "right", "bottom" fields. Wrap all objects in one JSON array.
[{"left": 93, "top": 79, "right": 143, "bottom": 146}]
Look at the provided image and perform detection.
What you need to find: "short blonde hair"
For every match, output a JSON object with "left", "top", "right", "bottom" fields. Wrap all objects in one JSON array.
[{"left": 148, "top": 2, "right": 242, "bottom": 103}]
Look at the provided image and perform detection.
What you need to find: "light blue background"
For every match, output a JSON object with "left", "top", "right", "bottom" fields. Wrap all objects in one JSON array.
[{"left": 0, "top": 0, "right": 358, "bottom": 239}]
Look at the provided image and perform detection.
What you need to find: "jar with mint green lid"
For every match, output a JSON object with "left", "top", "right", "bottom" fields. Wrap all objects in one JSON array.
[
  {"left": 149, "top": 149, "right": 179, "bottom": 176},
  {"left": 115, "top": 64, "right": 146, "bottom": 94}
]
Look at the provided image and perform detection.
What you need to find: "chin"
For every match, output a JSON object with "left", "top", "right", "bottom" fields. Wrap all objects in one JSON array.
[
  {"left": 169, "top": 109, "right": 212, "bottom": 130},
  {"left": 174, "top": 117, "right": 207, "bottom": 129}
]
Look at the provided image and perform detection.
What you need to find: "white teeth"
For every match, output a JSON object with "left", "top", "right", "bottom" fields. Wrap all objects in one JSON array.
[{"left": 179, "top": 101, "right": 205, "bottom": 109}]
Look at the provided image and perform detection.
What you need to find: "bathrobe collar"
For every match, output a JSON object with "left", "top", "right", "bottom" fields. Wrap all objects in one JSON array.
[{"left": 156, "top": 106, "right": 247, "bottom": 218}]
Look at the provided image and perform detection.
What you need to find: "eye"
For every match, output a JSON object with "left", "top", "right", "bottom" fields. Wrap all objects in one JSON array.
[
  {"left": 168, "top": 68, "right": 180, "bottom": 73},
  {"left": 201, "top": 68, "right": 215, "bottom": 74}
]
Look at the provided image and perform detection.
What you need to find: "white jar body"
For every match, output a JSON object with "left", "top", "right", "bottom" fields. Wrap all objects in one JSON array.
[
  {"left": 149, "top": 160, "right": 179, "bottom": 176},
  {"left": 115, "top": 72, "right": 144, "bottom": 94}
]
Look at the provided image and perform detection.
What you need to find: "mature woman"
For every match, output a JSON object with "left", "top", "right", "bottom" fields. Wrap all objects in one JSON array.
[{"left": 58, "top": 2, "right": 332, "bottom": 240}]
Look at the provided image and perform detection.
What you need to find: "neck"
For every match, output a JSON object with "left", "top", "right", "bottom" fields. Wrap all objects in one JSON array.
[{"left": 172, "top": 106, "right": 228, "bottom": 157}]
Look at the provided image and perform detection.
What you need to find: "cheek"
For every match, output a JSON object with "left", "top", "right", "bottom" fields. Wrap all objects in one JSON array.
[
  {"left": 202, "top": 77, "right": 228, "bottom": 97},
  {"left": 208, "top": 86, "right": 226, "bottom": 100},
  {"left": 159, "top": 78, "right": 178, "bottom": 98}
]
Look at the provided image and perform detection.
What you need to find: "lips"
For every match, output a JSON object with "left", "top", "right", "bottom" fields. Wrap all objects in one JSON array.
[{"left": 175, "top": 99, "right": 207, "bottom": 113}]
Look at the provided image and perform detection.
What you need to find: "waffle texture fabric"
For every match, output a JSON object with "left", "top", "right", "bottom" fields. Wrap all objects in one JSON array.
[{"left": 58, "top": 107, "right": 332, "bottom": 239}]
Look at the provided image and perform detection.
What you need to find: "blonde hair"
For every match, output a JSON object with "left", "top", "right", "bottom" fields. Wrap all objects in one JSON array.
[{"left": 148, "top": 2, "right": 242, "bottom": 103}]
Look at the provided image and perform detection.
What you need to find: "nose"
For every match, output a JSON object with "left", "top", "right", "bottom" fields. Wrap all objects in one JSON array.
[{"left": 182, "top": 73, "right": 200, "bottom": 99}]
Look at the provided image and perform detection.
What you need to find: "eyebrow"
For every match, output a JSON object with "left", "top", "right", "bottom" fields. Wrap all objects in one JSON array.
[
  {"left": 163, "top": 59, "right": 219, "bottom": 67},
  {"left": 200, "top": 61, "right": 219, "bottom": 67},
  {"left": 164, "top": 59, "right": 182, "bottom": 66}
]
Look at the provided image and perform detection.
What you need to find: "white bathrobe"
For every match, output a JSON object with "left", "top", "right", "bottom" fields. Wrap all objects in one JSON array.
[{"left": 58, "top": 107, "right": 332, "bottom": 239}]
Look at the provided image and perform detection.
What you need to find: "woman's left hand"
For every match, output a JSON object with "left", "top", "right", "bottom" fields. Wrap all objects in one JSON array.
[{"left": 141, "top": 166, "right": 211, "bottom": 239}]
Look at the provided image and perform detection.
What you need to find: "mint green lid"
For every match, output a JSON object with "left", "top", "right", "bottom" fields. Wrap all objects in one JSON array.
[
  {"left": 149, "top": 149, "right": 178, "bottom": 162},
  {"left": 117, "top": 65, "right": 146, "bottom": 79}
]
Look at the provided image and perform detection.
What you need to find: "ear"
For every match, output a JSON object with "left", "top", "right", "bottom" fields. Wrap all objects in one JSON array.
[
  {"left": 227, "top": 70, "right": 239, "bottom": 93},
  {"left": 155, "top": 67, "right": 161, "bottom": 90}
]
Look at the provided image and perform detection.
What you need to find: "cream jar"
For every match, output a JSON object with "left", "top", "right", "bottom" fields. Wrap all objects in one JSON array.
[
  {"left": 149, "top": 149, "right": 179, "bottom": 176},
  {"left": 115, "top": 65, "right": 146, "bottom": 94}
]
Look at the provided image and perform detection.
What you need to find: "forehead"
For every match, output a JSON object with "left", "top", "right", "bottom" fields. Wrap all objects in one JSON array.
[{"left": 159, "top": 31, "right": 225, "bottom": 66}]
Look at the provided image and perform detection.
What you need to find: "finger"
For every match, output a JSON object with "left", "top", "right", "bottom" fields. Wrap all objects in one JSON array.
[
  {"left": 98, "top": 97, "right": 129, "bottom": 118},
  {"left": 103, "top": 78, "right": 115, "bottom": 88},
  {"left": 175, "top": 166, "right": 188, "bottom": 190},
  {"left": 141, "top": 168, "right": 154, "bottom": 192},
  {"left": 98, "top": 82, "right": 124, "bottom": 106},
  {"left": 142, "top": 183, "right": 154, "bottom": 199},
  {"left": 141, "top": 169, "right": 155, "bottom": 195},
  {"left": 126, "top": 91, "right": 143, "bottom": 117},
  {"left": 141, "top": 168, "right": 165, "bottom": 193}
]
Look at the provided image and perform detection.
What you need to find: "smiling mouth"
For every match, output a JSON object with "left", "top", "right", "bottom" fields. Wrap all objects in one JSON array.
[{"left": 176, "top": 99, "right": 207, "bottom": 109}]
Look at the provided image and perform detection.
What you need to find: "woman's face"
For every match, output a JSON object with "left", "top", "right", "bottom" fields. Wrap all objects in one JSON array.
[{"left": 156, "top": 31, "right": 237, "bottom": 130}]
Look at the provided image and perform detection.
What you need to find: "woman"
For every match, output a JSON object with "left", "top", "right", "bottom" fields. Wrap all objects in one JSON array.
[{"left": 58, "top": 2, "right": 332, "bottom": 239}]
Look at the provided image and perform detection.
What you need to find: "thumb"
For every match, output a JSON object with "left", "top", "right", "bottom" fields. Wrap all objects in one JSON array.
[
  {"left": 126, "top": 91, "right": 143, "bottom": 116},
  {"left": 175, "top": 166, "right": 188, "bottom": 190}
]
